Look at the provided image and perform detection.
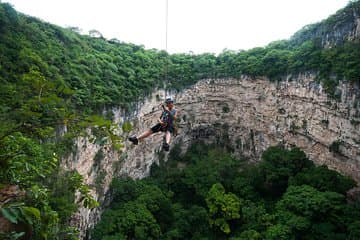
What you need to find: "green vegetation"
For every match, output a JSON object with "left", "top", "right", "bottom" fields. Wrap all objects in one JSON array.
[
  {"left": 121, "top": 121, "right": 133, "bottom": 133},
  {"left": 1, "top": 2, "right": 360, "bottom": 116},
  {"left": 0, "top": 1, "right": 359, "bottom": 239},
  {"left": 92, "top": 144, "right": 358, "bottom": 239}
]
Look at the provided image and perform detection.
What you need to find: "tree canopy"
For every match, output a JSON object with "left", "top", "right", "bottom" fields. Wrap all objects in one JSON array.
[{"left": 92, "top": 143, "right": 358, "bottom": 239}]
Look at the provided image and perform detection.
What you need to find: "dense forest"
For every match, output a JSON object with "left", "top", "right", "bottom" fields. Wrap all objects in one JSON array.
[
  {"left": 92, "top": 143, "right": 359, "bottom": 240},
  {"left": 0, "top": 1, "right": 359, "bottom": 239}
]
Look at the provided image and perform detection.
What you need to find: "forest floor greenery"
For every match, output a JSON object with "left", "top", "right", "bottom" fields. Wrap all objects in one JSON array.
[{"left": 92, "top": 143, "right": 359, "bottom": 240}]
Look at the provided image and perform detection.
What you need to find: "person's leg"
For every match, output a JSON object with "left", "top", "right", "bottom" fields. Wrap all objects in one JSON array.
[
  {"left": 129, "top": 129, "right": 153, "bottom": 145},
  {"left": 165, "top": 130, "right": 171, "bottom": 144},
  {"left": 138, "top": 129, "right": 153, "bottom": 141},
  {"left": 163, "top": 131, "right": 171, "bottom": 152},
  {"left": 129, "top": 124, "right": 161, "bottom": 145}
]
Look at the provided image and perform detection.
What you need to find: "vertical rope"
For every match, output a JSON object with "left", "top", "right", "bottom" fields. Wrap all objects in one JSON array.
[
  {"left": 164, "top": 0, "right": 169, "bottom": 100},
  {"left": 165, "top": 0, "right": 168, "bottom": 52}
]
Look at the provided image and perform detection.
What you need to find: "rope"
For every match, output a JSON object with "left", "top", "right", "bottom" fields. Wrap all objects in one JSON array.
[
  {"left": 165, "top": 0, "right": 168, "bottom": 52},
  {"left": 164, "top": 0, "right": 169, "bottom": 100}
]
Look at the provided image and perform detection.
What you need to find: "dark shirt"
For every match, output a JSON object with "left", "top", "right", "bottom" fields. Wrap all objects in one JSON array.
[{"left": 161, "top": 108, "right": 176, "bottom": 126}]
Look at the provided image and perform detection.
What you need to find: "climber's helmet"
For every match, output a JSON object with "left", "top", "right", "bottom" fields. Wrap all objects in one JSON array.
[{"left": 165, "top": 98, "right": 174, "bottom": 105}]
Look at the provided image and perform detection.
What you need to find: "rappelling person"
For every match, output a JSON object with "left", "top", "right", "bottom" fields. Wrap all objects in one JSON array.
[{"left": 128, "top": 98, "right": 177, "bottom": 151}]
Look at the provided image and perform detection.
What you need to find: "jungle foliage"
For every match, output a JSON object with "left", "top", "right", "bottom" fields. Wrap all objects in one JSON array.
[
  {"left": 92, "top": 144, "right": 358, "bottom": 239},
  {"left": 0, "top": 1, "right": 359, "bottom": 238}
]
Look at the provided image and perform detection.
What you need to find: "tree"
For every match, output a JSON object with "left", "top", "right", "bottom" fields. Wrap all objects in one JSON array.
[
  {"left": 259, "top": 146, "right": 314, "bottom": 197},
  {"left": 88, "top": 29, "right": 103, "bottom": 38},
  {"left": 277, "top": 185, "right": 344, "bottom": 219},
  {"left": 265, "top": 224, "right": 292, "bottom": 240},
  {"left": 206, "top": 183, "right": 241, "bottom": 234},
  {"left": 0, "top": 132, "right": 57, "bottom": 187},
  {"left": 275, "top": 185, "right": 345, "bottom": 238},
  {"left": 240, "top": 200, "right": 273, "bottom": 232},
  {"left": 348, "top": 221, "right": 360, "bottom": 240},
  {"left": 289, "top": 165, "right": 356, "bottom": 194},
  {"left": 237, "top": 229, "right": 262, "bottom": 240},
  {"left": 91, "top": 202, "right": 161, "bottom": 240}
]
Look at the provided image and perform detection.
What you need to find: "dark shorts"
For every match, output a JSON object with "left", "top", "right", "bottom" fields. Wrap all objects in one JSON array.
[{"left": 151, "top": 123, "right": 174, "bottom": 133}]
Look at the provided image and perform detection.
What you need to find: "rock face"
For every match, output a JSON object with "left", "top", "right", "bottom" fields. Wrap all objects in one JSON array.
[
  {"left": 291, "top": 2, "right": 360, "bottom": 47},
  {"left": 63, "top": 74, "right": 360, "bottom": 239}
]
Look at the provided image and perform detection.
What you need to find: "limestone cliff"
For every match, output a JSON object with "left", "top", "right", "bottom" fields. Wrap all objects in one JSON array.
[
  {"left": 63, "top": 74, "right": 360, "bottom": 238},
  {"left": 291, "top": 1, "right": 360, "bottom": 47}
]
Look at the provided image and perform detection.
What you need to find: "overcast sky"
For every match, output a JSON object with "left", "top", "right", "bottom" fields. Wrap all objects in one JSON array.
[{"left": 3, "top": 0, "right": 350, "bottom": 54}]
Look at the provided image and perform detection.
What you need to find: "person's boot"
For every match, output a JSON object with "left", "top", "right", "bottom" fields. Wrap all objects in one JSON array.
[
  {"left": 163, "top": 142, "right": 170, "bottom": 152},
  {"left": 128, "top": 136, "right": 138, "bottom": 145}
]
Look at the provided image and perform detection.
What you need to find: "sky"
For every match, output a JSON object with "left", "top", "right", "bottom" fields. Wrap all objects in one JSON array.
[{"left": 3, "top": 0, "right": 351, "bottom": 54}]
